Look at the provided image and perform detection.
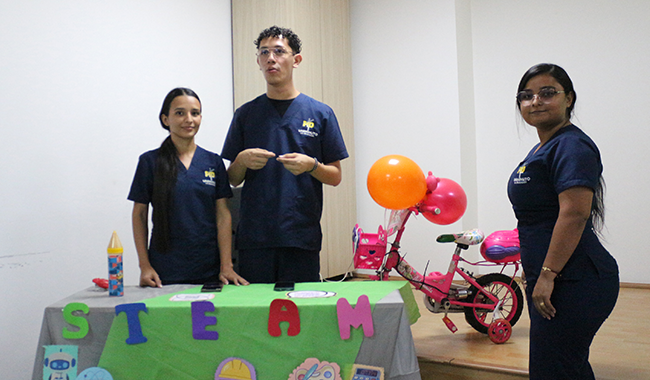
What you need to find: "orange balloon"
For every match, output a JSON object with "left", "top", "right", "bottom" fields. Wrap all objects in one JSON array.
[{"left": 367, "top": 155, "right": 427, "bottom": 210}]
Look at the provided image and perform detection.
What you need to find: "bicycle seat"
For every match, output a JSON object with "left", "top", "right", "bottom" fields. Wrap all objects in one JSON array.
[{"left": 436, "top": 229, "right": 484, "bottom": 245}]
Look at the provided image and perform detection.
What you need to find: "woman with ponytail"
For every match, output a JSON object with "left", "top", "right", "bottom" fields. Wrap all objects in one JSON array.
[
  {"left": 128, "top": 88, "right": 248, "bottom": 287},
  {"left": 508, "top": 64, "right": 618, "bottom": 379}
]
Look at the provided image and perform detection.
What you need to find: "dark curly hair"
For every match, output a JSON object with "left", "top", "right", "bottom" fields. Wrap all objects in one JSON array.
[{"left": 254, "top": 25, "right": 302, "bottom": 54}]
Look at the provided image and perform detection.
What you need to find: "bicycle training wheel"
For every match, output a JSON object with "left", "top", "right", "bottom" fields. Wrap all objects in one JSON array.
[
  {"left": 463, "top": 273, "right": 523, "bottom": 334},
  {"left": 488, "top": 318, "right": 512, "bottom": 344}
]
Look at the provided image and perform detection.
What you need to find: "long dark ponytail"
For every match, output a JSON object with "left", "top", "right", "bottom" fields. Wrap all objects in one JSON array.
[
  {"left": 151, "top": 88, "right": 201, "bottom": 253},
  {"left": 592, "top": 176, "right": 606, "bottom": 237}
]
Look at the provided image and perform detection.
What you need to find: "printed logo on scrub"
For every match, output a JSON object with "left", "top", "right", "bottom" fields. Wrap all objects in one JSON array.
[
  {"left": 300, "top": 118, "right": 319, "bottom": 137},
  {"left": 203, "top": 168, "right": 216, "bottom": 187},
  {"left": 513, "top": 163, "right": 530, "bottom": 185}
]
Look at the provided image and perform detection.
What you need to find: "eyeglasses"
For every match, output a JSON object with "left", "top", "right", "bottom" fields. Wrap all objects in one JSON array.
[
  {"left": 256, "top": 48, "right": 294, "bottom": 59},
  {"left": 517, "top": 88, "right": 565, "bottom": 104}
]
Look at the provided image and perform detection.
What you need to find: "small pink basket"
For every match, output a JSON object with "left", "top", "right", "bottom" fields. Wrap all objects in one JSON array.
[{"left": 353, "top": 225, "right": 387, "bottom": 271}]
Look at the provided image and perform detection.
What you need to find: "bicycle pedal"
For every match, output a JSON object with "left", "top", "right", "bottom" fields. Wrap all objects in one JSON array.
[{"left": 442, "top": 316, "right": 458, "bottom": 333}]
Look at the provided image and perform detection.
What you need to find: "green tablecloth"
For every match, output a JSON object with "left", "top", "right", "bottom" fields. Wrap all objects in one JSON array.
[{"left": 97, "top": 281, "right": 417, "bottom": 379}]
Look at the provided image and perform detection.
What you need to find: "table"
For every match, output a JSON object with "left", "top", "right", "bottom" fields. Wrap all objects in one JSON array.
[{"left": 33, "top": 281, "right": 421, "bottom": 380}]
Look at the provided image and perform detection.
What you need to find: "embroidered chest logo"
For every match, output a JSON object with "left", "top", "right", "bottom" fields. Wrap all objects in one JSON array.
[
  {"left": 203, "top": 168, "right": 216, "bottom": 187},
  {"left": 299, "top": 118, "right": 319, "bottom": 138},
  {"left": 514, "top": 163, "right": 530, "bottom": 185}
]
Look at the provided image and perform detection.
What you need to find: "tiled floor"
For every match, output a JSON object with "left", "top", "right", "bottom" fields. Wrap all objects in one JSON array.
[{"left": 410, "top": 284, "right": 650, "bottom": 380}]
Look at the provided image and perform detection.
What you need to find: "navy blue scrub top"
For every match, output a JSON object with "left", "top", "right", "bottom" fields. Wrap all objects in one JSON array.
[
  {"left": 222, "top": 93, "right": 349, "bottom": 251},
  {"left": 128, "top": 146, "right": 232, "bottom": 284},
  {"left": 507, "top": 125, "right": 617, "bottom": 282}
]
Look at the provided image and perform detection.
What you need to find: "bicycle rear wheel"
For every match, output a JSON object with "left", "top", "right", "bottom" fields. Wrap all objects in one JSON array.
[{"left": 464, "top": 273, "right": 524, "bottom": 334}]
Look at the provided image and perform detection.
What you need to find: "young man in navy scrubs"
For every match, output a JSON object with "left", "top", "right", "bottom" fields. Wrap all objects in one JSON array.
[{"left": 221, "top": 26, "right": 348, "bottom": 284}]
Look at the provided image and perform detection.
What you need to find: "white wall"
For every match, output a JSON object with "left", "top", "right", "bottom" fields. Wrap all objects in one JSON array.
[
  {"left": 471, "top": 0, "right": 650, "bottom": 284},
  {"left": 4, "top": 0, "right": 650, "bottom": 377},
  {"left": 0, "top": 1, "right": 233, "bottom": 376},
  {"left": 351, "top": 0, "right": 650, "bottom": 283},
  {"left": 351, "top": 0, "right": 469, "bottom": 275}
]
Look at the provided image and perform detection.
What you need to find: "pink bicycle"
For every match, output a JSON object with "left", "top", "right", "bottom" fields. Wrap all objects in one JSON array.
[{"left": 353, "top": 209, "right": 524, "bottom": 344}]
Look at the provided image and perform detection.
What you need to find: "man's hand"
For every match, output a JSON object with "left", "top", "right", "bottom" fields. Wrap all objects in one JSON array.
[
  {"left": 239, "top": 148, "right": 276, "bottom": 170},
  {"left": 276, "top": 153, "right": 314, "bottom": 175},
  {"left": 228, "top": 148, "right": 276, "bottom": 186}
]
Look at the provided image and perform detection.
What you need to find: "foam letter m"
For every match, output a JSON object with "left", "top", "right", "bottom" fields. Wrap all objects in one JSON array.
[{"left": 336, "top": 295, "right": 374, "bottom": 340}]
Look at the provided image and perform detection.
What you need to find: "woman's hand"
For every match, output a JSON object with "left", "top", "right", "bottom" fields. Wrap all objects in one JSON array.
[
  {"left": 133, "top": 202, "right": 162, "bottom": 288},
  {"left": 219, "top": 267, "right": 250, "bottom": 286},
  {"left": 532, "top": 271, "right": 557, "bottom": 319},
  {"left": 215, "top": 198, "right": 247, "bottom": 286},
  {"left": 533, "top": 186, "right": 593, "bottom": 319},
  {"left": 139, "top": 264, "right": 162, "bottom": 288}
]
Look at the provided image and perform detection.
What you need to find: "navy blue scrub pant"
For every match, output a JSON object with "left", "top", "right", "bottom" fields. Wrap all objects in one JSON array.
[
  {"left": 526, "top": 273, "right": 619, "bottom": 380},
  {"left": 238, "top": 247, "right": 320, "bottom": 284}
]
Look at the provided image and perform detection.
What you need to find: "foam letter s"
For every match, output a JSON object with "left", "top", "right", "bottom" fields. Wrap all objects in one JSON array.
[{"left": 62, "top": 302, "right": 90, "bottom": 339}]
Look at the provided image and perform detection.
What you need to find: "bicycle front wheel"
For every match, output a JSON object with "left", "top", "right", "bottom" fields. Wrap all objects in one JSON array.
[{"left": 463, "top": 273, "right": 524, "bottom": 334}]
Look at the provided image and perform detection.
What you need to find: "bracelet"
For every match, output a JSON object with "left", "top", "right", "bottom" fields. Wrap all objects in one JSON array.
[
  {"left": 306, "top": 157, "right": 319, "bottom": 173},
  {"left": 541, "top": 266, "right": 560, "bottom": 275}
]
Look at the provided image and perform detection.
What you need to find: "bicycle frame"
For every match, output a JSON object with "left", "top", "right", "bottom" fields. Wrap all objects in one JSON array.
[{"left": 379, "top": 209, "right": 519, "bottom": 313}]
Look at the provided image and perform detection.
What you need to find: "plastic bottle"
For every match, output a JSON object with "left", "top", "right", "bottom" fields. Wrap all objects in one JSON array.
[{"left": 107, "top": 231, "right": 124, "bottom": 296}]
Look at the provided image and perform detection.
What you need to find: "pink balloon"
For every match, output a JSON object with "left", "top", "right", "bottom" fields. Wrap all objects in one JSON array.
[
  {"left": 425, "top": 171, "right": 440, "bottom": 193},
  {"left": 419, "top": 177, "right": 467, "bottom": 225}
]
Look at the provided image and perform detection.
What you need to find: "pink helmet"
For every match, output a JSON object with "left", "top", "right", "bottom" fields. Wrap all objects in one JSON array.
[{"left": 480, "top": 229, "right": 520, "bottom": 263}]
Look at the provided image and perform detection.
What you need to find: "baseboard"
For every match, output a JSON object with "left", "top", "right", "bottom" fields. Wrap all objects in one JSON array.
[
  {"left": 351, "top": 271, "right": 404, "bottom": 281},
  {"left": 353, "top": 272, "right": 649, "bottom": 289},
  {"left": 620, "top": 282, "right": 650, "bottom": 289},
  {"left": 418, "top": 358, "right": 528, "bottom": 380}
]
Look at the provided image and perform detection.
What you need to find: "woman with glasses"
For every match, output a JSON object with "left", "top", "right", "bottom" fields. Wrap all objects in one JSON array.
[
  {"left": 508, "top": 63, "right": 619, "bottom": 379},
  {"left": 128, "top": 88, "right": 248, "bottom": 287}
]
